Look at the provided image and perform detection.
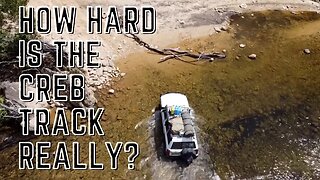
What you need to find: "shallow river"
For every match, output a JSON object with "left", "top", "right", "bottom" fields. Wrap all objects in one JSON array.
[
  {"left": 0, "top": 10, "right": 319, "bottom": 180},
  {"left": 103, "top": 10, "right": 320, "bottom": 179}
]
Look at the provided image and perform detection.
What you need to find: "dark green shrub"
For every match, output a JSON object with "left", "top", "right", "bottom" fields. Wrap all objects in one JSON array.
[{"left": 0, "top": 0, "right": 31, "bottom": 59}]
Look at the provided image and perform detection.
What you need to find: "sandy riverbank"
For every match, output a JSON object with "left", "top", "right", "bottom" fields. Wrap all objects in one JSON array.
[{"left": 27, "top": 0, "right": 320, "bottom": 84}]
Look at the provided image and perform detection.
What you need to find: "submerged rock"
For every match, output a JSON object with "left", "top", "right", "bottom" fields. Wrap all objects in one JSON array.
[
  {"left": 120, "top": 73, "right": 126, "bottom": 77},
  {"left": 108, "top": 89, "right": 115, "bottom": 94},
  {"left": 304, "top": 49, "right": 311, "bottom": 54},
  {"left": 248, "top": 54, "right": 257, "bottom": 59}
]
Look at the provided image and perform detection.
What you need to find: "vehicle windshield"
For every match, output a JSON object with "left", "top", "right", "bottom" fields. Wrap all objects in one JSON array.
[{"left": 171, "top": 142, "right": 196, "bottom": 149}]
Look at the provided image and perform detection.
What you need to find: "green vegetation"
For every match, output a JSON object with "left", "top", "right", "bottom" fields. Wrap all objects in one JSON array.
[
  {"left": 0, "top": 0, "right": 27, "bottom": 24},
  {"left": 0, "top": 0, "right": 32, "bottom": 60},
  {"left": 0, "top": 0, "right": 30, "bottom": 124}
]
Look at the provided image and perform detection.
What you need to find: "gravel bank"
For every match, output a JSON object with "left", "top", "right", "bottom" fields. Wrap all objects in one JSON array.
[{"left": 27, "top": 0, "right": 320, "bottom": 88}]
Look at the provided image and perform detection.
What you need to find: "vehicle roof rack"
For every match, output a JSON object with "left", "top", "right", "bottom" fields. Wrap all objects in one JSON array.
[{"left": 168, "top": 107, "right": 195, "bottom": 137}]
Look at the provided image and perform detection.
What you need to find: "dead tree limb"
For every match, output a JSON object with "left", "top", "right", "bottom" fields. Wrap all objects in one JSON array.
[
  {"left": 126, "top": 33, "right": 226, "bottom": 62},
  {"left": 160, "top": 53, "right": 187, "bottom": 61}
]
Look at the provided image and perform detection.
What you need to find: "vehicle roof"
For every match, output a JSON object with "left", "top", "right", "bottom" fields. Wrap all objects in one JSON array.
[{"left": 160, "top": 93, "right": 190, "bottom": 108}]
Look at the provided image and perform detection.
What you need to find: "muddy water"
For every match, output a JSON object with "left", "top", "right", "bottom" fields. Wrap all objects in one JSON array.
[
  {"left": 0, "top": 10, "right": 319, "bottom": 180},
  {"left": 101, "top": 11, "right": 320, "bottom": 179}
]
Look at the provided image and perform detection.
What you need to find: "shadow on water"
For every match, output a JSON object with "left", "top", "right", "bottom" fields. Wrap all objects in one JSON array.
[
  {"left": 211, "top": 102, "right": 320, "bottom": 179},
  {"left": 153, "top": 108, "right": 165, "bottom": 160},
  {"left": 221, "top": 114, "right": 265, "bottom": 145},
  {"left": 220, "top": 108, "right": 291, "bottom": 146},
  {"left": 125, "top": 10, "right": 320, "bottom": 179}
]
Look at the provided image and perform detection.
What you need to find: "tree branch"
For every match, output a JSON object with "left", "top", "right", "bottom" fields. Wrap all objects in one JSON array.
[{"left": 126, "top": 33, "right": 226, "bottom": 62}]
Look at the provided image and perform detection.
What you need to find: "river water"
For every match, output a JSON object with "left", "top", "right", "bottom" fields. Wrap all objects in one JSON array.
[
  {"left": 108, "top": 10, "right": 320, "bottom": 179},
  {"left": 0, "top": 10, "right": 319, "bottom": 180}
]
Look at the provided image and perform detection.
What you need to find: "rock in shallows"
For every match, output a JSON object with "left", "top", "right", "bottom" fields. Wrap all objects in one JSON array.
[
  {"left": 120, "top": 73, "right": 126, "bottom": 77},
  {"left": 248, "top": 54, "right": 257, "bottom": 59},
  {"left": 108, "top": 89, "right": 115, "bottom": 94},
  {"left": 214, "top": 27, "right": 221, "bottom": 33},
  {"left": 240, "top": 3, "right": 248, "bottom": 9},
  {"left": 221, "top": 26, "right": 228, "bottom": 31},
  {"left": 239, "top": 44, "right": 246, "bottom": 48},
  {"left": 304, "top": 49, "right": 311, "bottom": 54}
]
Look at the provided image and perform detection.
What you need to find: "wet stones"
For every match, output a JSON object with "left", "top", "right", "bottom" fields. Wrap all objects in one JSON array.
[
  {"left": 239, "top": 3, "right": 248, "bottom": 9},
  {"left": 96, "top": 68, "right": 104, "bottom": 77},
  {"left": 214, "top": 24, "right": 229, "bottom": 33},
  {"left": 248, "top": 54, "right": 257, "bottom": 60},
  {"left": 86, "top": 64, "right": 125, "bottom": 93},
  {"left": 304, "top": 49, "right": 311, "bottom": 54},
  {"left": 120, "top": 73, "right": 126, "bottom": 77},
  {"left": 214, "top": 26, "right": 222, "bottom": 33},
  {"left": 108, "top": 89, "right": 115, "bottom": 94},
  {"left": 221, "top": 25, "right": 228, "bottom": 31},
  {"left": 239, "top": 44, "right": 246, "bottom": 48}
]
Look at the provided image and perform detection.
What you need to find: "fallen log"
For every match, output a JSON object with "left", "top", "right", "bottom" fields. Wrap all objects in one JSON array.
[{"left": 126, "top": 33, "right": 226, "bottom": 62}]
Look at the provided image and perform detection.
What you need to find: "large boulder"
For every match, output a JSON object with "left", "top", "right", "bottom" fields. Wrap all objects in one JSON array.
[{"left": 0, "top": 81, "right": 49, "bottom": 131}]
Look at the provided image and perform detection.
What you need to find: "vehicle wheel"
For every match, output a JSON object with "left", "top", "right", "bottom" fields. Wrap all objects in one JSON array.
[
  {"left": 186, "top": 155, "right": 193, "bottom": 165},
  {"left": 193, "top": 154, "right": 198, "bottom": 159}
]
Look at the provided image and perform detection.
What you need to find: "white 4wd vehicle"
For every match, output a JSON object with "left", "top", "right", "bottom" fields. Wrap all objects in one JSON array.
[{"left": 160, "top": 93, "right": 199, "bottom": 164}]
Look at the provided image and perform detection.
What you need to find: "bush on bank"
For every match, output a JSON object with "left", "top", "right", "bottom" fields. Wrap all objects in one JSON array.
[
  {"left": 0, "top": 0, "right": 33, "bottom": 60},
  {"left": 0, "top": 0, "right": 30, "bottom": 125}
]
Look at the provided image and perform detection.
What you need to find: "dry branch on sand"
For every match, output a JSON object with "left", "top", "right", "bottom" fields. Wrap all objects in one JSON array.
[{"left": 125, "top": 33, "right": 227, "bottom": 63}]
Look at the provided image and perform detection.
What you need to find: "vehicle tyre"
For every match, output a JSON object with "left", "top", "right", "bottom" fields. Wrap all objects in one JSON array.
[
  {"left": 193, "top": 154, "right": 198, "bottom": 159},
  {"left": 186, "top": 155, "right": 193, "bottom": 165}
]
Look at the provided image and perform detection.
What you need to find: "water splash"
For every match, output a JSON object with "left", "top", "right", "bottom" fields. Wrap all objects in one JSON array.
[{"left": 139, "top": 108, "right": 220, "bottom": 180}]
